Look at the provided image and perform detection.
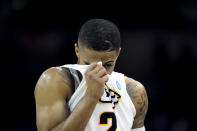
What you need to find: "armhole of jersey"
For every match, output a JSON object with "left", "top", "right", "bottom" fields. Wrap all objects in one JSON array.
[
  {"left": 55, "top": 65, "right": 84, "bottom": 96},
  {"left": 112, "top": 71, "right": 137, "bottom": 117},
  {"left": 69, "top": 68, "right": 81, "bottom": 91},
  {"left": 60, "top": 64, "right": 89, "bottom": 110}
]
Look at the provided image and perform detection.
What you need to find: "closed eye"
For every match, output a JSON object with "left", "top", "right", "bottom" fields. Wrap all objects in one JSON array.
[
  {"left": 84, "top": 61, "right": 90, "bottom": 65},
  {"left": 103, "top": 63, "right": 112, "bottom": 68}
]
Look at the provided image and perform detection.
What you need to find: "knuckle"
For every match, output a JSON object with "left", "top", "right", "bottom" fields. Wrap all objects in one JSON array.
[
  {"left": 104, "top": 75, "right": 108, "bottom": 81},
  {"left": 88, "top": 73, "right": 93, "bottom": 78},
  {"left": 101, "top": 70, "right": 107, "bottom": 76},
  {"left": 90, "top": 73, "right": 97, "bottom": 79},
  {"left": 102, "top": 67, "right": 107, "bottom": 72},
  {"left": 97, "top": 64, "right": 102, "bottom": 69}
]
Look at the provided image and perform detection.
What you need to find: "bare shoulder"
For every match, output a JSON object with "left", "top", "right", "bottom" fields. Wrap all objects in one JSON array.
[
  {"left": 34, "top": 67, "right": 74, "bottom": 130},
  {"left": 34, "top": 66, "right": 73, "bottom": 105},
  {"left": 125, "top": 76, "right": 148, "bottom": 128},
  {"left": 125, "top": 76, "right": 147, "bottom": 112},
  {"left": 125, "top": 76, "right": 145, "bottom": 93}
]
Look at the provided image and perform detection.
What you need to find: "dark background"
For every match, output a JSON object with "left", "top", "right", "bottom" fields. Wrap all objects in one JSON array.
[{"left": 1, "top": 0, "right": 197, "bottom": 131}]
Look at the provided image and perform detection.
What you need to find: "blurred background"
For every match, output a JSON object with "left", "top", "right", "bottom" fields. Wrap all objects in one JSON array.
[{"left": 1, "top": 0, "right": 197, "bottom": 130}]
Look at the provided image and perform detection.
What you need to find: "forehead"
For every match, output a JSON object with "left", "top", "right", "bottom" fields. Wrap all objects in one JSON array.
[{"left": 79, "top": 47, "right": 118, "bottom": 62}]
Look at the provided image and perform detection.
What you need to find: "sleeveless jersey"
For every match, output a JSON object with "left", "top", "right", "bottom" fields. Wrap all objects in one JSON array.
[{"left": 61, "top": 64, "right": 136, "bottom": 131}]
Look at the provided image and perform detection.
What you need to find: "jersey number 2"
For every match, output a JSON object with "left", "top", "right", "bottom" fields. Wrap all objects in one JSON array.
[{"left": 99, "top": 112, "right": 117, "bottom": 131}]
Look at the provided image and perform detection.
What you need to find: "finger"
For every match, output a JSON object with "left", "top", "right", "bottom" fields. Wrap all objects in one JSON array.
[
  {"left": 96, "top": 68, "right": 107, "bottom": 78},
  {"left": 101, "top": 75, "right": 109, "bottom": 83},
  {"left": 86, "top": 63, "right": 97, "bottom": 73},
  {"left": 92, "top": 64, "right": 102, "bottom": 74}
]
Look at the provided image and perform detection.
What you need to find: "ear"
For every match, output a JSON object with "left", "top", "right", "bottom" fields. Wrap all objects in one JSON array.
[
  {"left": 75, "top": 43, "right": 79, "bottom": 58},
  {"left": 116, "top": 48, "right": 121, "bottom": 57}
]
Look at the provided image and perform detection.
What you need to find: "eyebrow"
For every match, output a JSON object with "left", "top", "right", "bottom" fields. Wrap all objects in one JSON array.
[{"left": 104, "top": 61, "right": 114, "bottom": 64}]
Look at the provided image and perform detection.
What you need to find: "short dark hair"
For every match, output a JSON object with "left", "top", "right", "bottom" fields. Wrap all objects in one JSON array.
[{"left": 77, "top": 19, "right": 121, "bottom": 51}]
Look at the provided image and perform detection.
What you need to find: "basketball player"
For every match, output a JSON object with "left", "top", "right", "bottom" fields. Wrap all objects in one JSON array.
[{"left": 35, "top": 19, "right": 148, "bottom": 131}]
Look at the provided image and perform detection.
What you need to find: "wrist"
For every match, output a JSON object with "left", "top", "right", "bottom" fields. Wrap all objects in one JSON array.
[{"left": 83, "top": 94, "right": 99, "bottom": 104}]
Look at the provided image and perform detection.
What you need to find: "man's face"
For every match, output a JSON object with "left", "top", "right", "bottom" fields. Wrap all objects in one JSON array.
[{"left": 75, "top": 44, "right": 121, "bottom": 74}]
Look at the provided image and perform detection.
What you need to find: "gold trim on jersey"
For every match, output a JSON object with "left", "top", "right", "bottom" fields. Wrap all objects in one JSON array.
[{"left": 99, "top": 111, "right": 117, "bottom": 131}]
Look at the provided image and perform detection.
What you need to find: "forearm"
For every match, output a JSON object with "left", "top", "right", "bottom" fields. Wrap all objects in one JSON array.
[{"left": 51, "top": 95, "right": 98, "bottom": 131}]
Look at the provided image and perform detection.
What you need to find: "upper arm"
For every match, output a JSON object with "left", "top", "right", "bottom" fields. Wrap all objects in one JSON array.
[
  {"left": 125, "top": 77, "right": 148, "bottom": 129},
  {"left": 34, "top": 67, "right": 72, "bottom": 131}
]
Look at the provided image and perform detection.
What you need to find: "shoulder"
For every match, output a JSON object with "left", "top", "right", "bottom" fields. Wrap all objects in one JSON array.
[
  {"left": 124, "top": 76, "right": 148, "bottom": 109},
  {"left": 35, "top": 67, "right": 73, "bottom": 131},
  {"left": 34, "top": 66, "right": 74, "bottom": 104},
  {"left": 125, "top": 76, "right": 145, "bottom": 100},
  {"left": 124, "top": 76, "right": 145, "bottom": 95},
  {"left": 35, "top": 66, "right": 71, "bottom": 88},
  {"left": 125, "top": 76, "right": 148, "bottom": 127}
]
